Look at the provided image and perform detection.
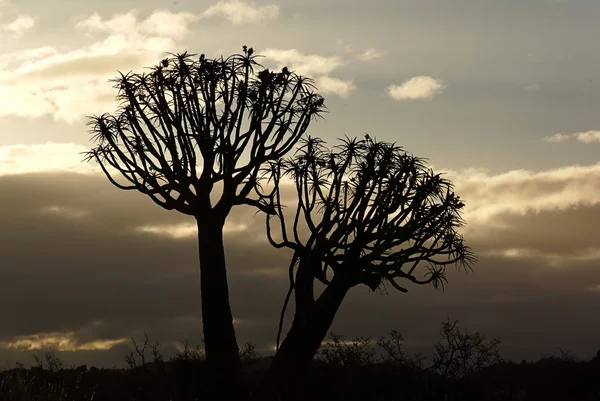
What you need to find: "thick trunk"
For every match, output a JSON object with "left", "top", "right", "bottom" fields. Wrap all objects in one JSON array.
[
  {"left": 196, "top": 215, "right": 245, "bottom": 400},
  {"left": 294, "top": 256, "right": 315, "bottom": 326},
  {"left": 258, "top": 274, "right": 350, "bottom": 400}
]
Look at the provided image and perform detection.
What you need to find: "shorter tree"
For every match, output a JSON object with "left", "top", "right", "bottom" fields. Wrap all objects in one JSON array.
[
  {"left": 318, "top": 333, "right": 376, "bottom": 368},
  {"left": 377, "top": 330, "right": 425, "bottom": 369},
  {"left": 257, "top": 135, "right": 476, "bottom": 399},
  {"left": 430, "top": 318, "right": 502, "bottom": 399},
  {"left": 431, "top": 317, "right": 502, "bottom": 380}
]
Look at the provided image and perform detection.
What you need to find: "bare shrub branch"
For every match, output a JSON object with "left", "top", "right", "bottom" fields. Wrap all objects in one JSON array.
[{"left": 430, "top": 317, "right": 502, "bottom": 380}]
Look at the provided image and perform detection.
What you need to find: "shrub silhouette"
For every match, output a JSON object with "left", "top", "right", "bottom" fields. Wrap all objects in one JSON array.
[
  {"left": 3, "top": 323, "right": 600, "bottom": 401},
  {"left": 83, "top": 46, "right": 325, "bottom": 399},
  {"left": 429, "top": 317, "right": 502, "bottom": 400},
  {"left": 377, "top": 329, "right": 426, "bottom": 369}
]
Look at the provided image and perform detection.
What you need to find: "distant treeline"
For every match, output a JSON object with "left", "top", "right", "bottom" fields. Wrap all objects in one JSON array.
[{"left": 1, "top": 321, "right": 600, "bottom": 401}]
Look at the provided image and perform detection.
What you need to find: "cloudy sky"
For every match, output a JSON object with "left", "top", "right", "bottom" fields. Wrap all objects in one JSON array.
[{"left": 2, "top": 0, "right": 600, "bottom": 368}]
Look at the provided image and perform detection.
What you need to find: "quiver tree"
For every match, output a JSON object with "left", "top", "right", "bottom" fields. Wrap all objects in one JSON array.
[
  {"left": 257, "top": 135, "right": 476, "bottom": 399},
  {"left": 83, "top": 46, "right": 325, "bottom": 398}
]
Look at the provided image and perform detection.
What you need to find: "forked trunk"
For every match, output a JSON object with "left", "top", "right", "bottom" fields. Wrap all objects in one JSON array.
[
  {"left": 196, "top": 215, "right": 245, "bottom": 400},
  {"left": 258, "top": 274, "right": 350, "bottom": 401}
]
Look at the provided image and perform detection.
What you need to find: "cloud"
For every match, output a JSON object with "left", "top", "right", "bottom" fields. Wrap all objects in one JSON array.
[
  {"left": 201, "top": 0, "right": 279, "bottom": 24},
  {"left": 336, "top": 39, "right": 353, "bottom": 53},
  {"left": 260, "top": 48, "right": 354, "bottom": 97},
  {"left": 140, "top": 9, "right": 200, "bottom": 37},
  {"left": 444, "top": 162, "right": 600, "bottom": 227},
  {"left": 76, "top": 9, "right": 199, "bottom": 39},
  {"left": 3, "top": 165, "right": 600, "bottom": 366},
  {"left": 4, "top": 46, "right": 58, "bottom": 63},
  {"left": 0, "top": 143, "right": 96, "bottom": 175},
  {"left": 587, "top": 285, "right": 600, "bottom": 292},
  {"left": 0, "top": 9, "right": 199, "bottom": 123},
  {"left": 543, "top": 130, "right": 600, "bottom": 144},
  {"left": 6, "top": 141, "right": 600, "bottom": 268},
  {"left": 387, "top": 76, "right": 445, "bottom": 100},
  {"left": 357, "top": 47, "right": 384, "bottom": 61},
  {"left": 314, "top": 76, "right": 355, "bottom": 98},
  {"left": 5, "top": 140, "right": 600, "bottom": 365},
  {"left": 435, "top": 162, "right": 600, "bottom": 273},
  {"left": 1, "top": 332, "right": 127, "bottom": 352},
  {"left": 0, "top": 171, "right": 295, "bottom": 366},
  {"left": 75, "top": 11, "right": 139, "bottom": 35},
  {"left": 3, "top": 15, "right": 37, "bottom": 38},
  {"left": 261, "top": 48, "right": 343, "bottom": 77},
  {"left": 42, "top": 205, "right": 90, "bottom": 219},
  {"left": 137, "top": 221, "right": 249, "bottom": 239},
  {"left": 575, "top": 130, "right": 600, "bottom": 143},
  {"left": 524, "top": 83, "right": 540, "bottom": 92},
  {"left": 543, "top": 133, "right": 570, "bottom": 143}
]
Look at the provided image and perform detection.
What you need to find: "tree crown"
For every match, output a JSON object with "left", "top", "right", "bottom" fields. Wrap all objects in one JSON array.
[
  {"left": 261, "top": 135, "right": 476, "bottom": 292},
  {"left": 84, "top": 46, "right": 325, "bottom": 217}
]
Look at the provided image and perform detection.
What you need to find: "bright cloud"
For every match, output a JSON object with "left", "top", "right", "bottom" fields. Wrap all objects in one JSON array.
[
  {"left": 0, "top": 332, "right": 127, "bottom": 351},
  {"left": 260, "top": 48, "right": 354, "bottom": 97},
  {"left": 75, "top": 11, "right": 139, "bottom": 35},
  {"left": 136, "top": 222, "right": 249, "bottom": 239},
  {"left": 0, "top": 143, "right": 96, "bottom": 175},
  {"left": 575, "top": 131, "right": 600, "bottom": 143},
  {"left": 201, "top": 0, "right": 279, "bottom": 24},
  {"left": 0, "top": 9, "right": 198, "bottom": 123},
  {"left": 261, "top": 48, "right": 343, "bottom": 77},
  {"left": 543, "top": 133, "right": 570, "bottom": 143},
  {"left": 315, "top": 76, "right": 355, "bottom": 98},
  {"left": 357, "top": 47, "right": 384, "bottom": 61},
  {"left": 3, "top": 15, "right": 37, "bottom": 38},
  {"left": 7, "top": 46, "right": 58, "bottom": 63},
  {"left": 76, "top": 9, "right": 199, "bottom": 39},
  {"left": 483, "top": 247, "right": 600, "bottom": 266},
  {"left": 423, "top": 161, "right": 600, "bottom": 267},
  {"left": 543, "top": 130, "right": 600, "bottom": 144},
  {"left": 387, "top": 76, "right": 445, "bottom": 100},
  {"left": 443, "top": 162, "right": 600, "bottom": 228},
  {"left": 41, "top": 205, "right": 90, "bottom": 219}
]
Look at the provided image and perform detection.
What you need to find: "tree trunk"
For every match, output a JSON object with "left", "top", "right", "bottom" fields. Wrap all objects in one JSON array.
[
  {"left": 294, "top": 256, "right": 316, "bottom": 327},
  {"left": 196, "top": 215, "right": 245, "bottom": 400},
  {"left": 258, "top": 274, "right": 351, "bottom": 400}
]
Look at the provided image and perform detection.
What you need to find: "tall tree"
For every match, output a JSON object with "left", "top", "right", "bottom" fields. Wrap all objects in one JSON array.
[
  {"left": 257, "top": 135, "right": 476, "bottom": 399},
  {"left": 83, "top": 47, "right": 325, "bottom": 398}
]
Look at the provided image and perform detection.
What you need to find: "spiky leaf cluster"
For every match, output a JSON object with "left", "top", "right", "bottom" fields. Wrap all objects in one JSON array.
[
  {"left": 262, "top": 135, "right": 476, "bottom": 292},
  {"left": 84, "top": 46, "right": 325, "bottom": 216}
]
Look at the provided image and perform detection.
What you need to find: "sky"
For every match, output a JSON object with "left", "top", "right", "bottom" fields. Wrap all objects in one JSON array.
[{"left": 2, "top": 0, "right": 600, "bottom": 368}]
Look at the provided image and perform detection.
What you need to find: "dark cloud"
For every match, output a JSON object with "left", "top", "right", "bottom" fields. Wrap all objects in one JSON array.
[
  {"left": 1, "top": 172, "right": 600, "bottom": 369},
  {"left": 468, "top": 205, "right": 600, "bottom": 257}
]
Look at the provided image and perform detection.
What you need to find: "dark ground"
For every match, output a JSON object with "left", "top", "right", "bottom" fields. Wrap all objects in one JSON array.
[{"left": 2, "top": 329, "right": 600, "bottom": 401}]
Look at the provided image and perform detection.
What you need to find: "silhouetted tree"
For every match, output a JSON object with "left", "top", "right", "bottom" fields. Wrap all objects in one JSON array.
[
  {"left": 83, "top": 46, "right": 325, "bottom": 399},
  {"left": 258, "top": 135, "right": 476, "bottom": 399},
  {"left": 430, "top": 317, "right": 501, "bottom": 399},
  {"left": 377, "top": 330, "right": 425, "bottom": 369},
  {"left": 431, "top": 318, "right": 502, "bottom": 380}
]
